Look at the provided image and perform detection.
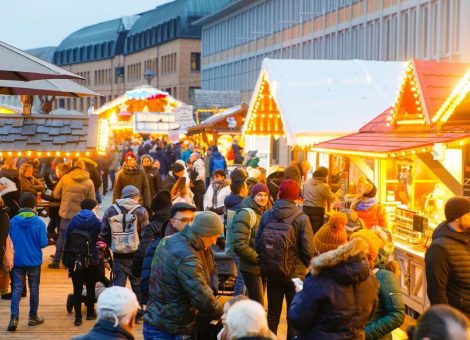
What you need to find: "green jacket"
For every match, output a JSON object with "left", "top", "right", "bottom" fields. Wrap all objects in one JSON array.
[
  {"left": 365, "top": 268, "right": 405, "bottom": 340},
  {"left": 232, "top": 196, "right": 265, "bottom": 274},
  {"left": 144, "top": 227, "right": 223, "bottom": 335}
]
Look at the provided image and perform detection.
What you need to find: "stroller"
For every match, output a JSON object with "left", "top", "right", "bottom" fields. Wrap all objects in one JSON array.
[
  {"left": 213, "top": 238, "right": 237, "bottom": 296},
  {"left": 66, "top": 248, "right": 114, "bottom": 313}
]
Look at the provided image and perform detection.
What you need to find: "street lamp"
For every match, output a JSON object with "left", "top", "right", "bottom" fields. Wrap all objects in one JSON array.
[{"left": 144, "top": 68, "right": 155, "bottom": 86}]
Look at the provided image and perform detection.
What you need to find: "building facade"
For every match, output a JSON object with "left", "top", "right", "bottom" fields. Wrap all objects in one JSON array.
[
  {"left": 199, "top": 0, "right": 470, "bottom": 102},
  {"left": 51, "top": 0, "right": 231, "bottom": 111}
]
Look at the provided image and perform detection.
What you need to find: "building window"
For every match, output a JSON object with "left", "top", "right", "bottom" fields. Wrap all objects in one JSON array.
[{"left": 191, "top": 52, "right": 201, "bottom": 71}]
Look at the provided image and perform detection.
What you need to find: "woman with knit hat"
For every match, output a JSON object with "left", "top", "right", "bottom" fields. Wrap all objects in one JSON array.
[
  {"left": 350, "top": 230, "right": 405, "bottom": 340},
  {"left": 351, "top": 180, "right": 388, "bottom": 229},
  {"left": 288, "top": 212, "right": 379, "bottom": 339},
  {"left": 232, "top": 183, "right": 270, "bottom": 305}
]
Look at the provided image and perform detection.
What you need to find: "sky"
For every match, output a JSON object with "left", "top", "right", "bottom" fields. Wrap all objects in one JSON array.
[{"left": 0, "top": 0, "right": 171, "bottom": 50}]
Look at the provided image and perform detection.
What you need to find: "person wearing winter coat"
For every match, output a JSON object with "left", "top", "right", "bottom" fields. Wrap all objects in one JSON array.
[
  {"left": 7, "top": 193, "right": 48, "bottom": 332},
  {"left": 72, "top": 286, "right": 140, "bottom": 340},
  {"left": 209, "top": 146, "right": 227, "bottom": 177},
  {"left": 162, "top": 162, "right": 185, "bottom": 192},
  {"left": 113, "top": 152, "right": 151, "bottom": 208},
  {"left": 79, "top": 157, "right": 102, "bottom": 203},
  {"left": 171, "top": 177, "right": 195, "bottom": 206},
  {"left": 302, "top": 166, "right": 338, "bottom": 233},
  {"left": 140, "top": 155, "right": 163, "bottom": 200},
  {"left": 108, "top": 147, "right": 122, "bottom": 191},
  {"left": 351, "top": 181, "right": 388, "bottom": 229},
  {"left": 0, "top": 197, "right": 11, "bottom": 298},
  {"left": 19, "top": 163, "right": 44, "bottom": 196},
  {"left": 143, "top": 212, "right": 224, "bottom": 338},
  {"left": 0, "top": 158, "right": 21, "bottom": 218},
  {"left": 150, "top": 146, "right": 170, "bottom": 178},
  {"left": 232, "top": 183, "right": 270, "bottom": 305},
  {"left": 50, "top": 160, "right": 95, "bottom": 269},
  {"left": 204, "top": 170, "right": 231, "bottom": 218},
  {"left": 181, "top": 144, "right": 194, "bottom": 164},
  {"left": 350, "top": 230, "right": 405, "bottom": 340},
  {"left": 100, "top": 185, "right": 149, "bottom": 308},
  {"left": 204, "top": 147, "right": 213, "bottom": 189},
  {"left": 138, "top": 201, "right": 196, "bottom": 305},
  {"left": 288, "top": 213, "right": 379, "bottom": 340},
  {"left": 256, "top": 180, "right": 315, "bottom": 339},
  {"left": 63, "top": 199, "right": 101, "bottom": 326},
  {"left": 425, "top": 196, "right": 470, "bottom": 318},
  {"left": 188, "top": 152, "right": 206, "bottom": 211}
]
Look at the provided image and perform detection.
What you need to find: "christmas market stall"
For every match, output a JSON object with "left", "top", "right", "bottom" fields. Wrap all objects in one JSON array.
[
  {"left": 241, "top": 58, "right": 407, "bottom": 169},
  {"left": 312, "top": 59, "right": 470, "bottom": 315}
]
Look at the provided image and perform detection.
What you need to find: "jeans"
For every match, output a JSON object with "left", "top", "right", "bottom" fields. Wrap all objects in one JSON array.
[
  {"left": 114, "top": 257, "right": 142, "bottom": 304},
  {"left": 240, "top": 270, "right": 266, "bottom": 306},
  {"left": 267, "top": 281, "right": 297, "bottom": 339},
  {"left": 233, "top": 256, "right": 246, "bottom": 296},
  {"left": 143, "top": 323, "right": 193, "bottom": 340},
  {"left": 96, "top": 191, "right": 102, "bottom": 204},
  {"left": 71, "top": 265, "right": 98, "bottom": 318},
  {"left": 109, "top": 170, "right": 116, "bottom": 189},
  {"left": 54, "top": 218, "right": 70, "bottom": 264},
  {"left": 11, "top": 266, "right": 41, "bottom": 318},
  {"left": 303, "top": 206, "right": 325, "bottom": 234}
]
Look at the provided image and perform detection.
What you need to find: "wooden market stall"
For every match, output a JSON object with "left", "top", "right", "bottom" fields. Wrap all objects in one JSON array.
[
  {"left": 312, "top": 59, "right": 470, "bottom": 315},
  {"left": 187, "top": 104, "right": 247, "bottom": 149},
  {"left": 241, "top": 58, "right": 407, "bottom": 169}
]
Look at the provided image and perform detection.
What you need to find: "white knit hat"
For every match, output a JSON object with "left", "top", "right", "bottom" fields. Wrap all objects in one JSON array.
[
  {"left": 226, "top": 300, "right": 271, "bottom": 338},
  {"left": 97, "top": 287, "right": 139, "bottom": 323}
]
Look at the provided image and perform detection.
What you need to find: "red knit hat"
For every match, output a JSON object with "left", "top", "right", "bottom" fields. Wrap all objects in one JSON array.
[
  {"left": 279, "top": 179, "right": 300, "bottom": 201},
  {"left": 125, "top": 151, "right": 136, "bottom": 162},
  {"left": 251, "top": 183, "right": 269, "bottom": 198}
]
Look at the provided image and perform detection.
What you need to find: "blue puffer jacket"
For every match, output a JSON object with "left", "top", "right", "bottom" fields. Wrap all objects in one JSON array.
[
  {"left": 9, "top": 209, "right": 48, "bottom": 267},
  {"left": 209, "top": 151, "right": 227, "bottom": 176},
  {"left": 65, "top": 209, "right": 101, "bottom": 261}
]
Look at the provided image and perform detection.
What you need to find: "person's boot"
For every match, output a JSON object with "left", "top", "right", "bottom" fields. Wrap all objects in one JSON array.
[
  {"left": 7, "top": 317, "right": 18, "bottom": 331},
  {"left": 1, "top": 292, "right": 12, "bottom": 300},
  {"left": 48, "top": 262, "right": 60, "bottom": 269},
  {"left": 86, "top": 309, "right": 97, "bottom": 320},
  {"left": 28, "top": 315, "right": 45, "bottom": 326},
  {"left": 74, "top": 314, "right": 82, "bottom": 326}
]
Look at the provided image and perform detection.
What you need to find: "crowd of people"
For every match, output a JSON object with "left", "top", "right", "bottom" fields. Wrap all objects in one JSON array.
[{"left": 0, "top": 136, "right": 469, "bottom": 340}]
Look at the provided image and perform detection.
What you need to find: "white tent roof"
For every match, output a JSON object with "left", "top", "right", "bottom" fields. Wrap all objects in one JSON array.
[{"left": 243, "top": 59, "right": 408, "bottom": 146}]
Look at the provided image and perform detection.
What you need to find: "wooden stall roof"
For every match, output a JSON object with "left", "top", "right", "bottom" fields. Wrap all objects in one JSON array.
[
  {"left": 187, "top": 104, "right": 247, "bottom": 135},
  {"left": 0, "top": 113, "right": 99, "bottom": 152}
]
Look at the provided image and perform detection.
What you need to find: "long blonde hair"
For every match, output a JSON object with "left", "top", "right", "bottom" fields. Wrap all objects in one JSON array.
[
  {"left": 19, "top": 163, "right": 33, "bottom": 177},
  {"left": 171, "top": 177, "right": 189, "bottom": 200}
]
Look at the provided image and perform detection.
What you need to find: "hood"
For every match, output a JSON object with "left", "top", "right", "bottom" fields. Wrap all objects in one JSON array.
[
  {"left": 141, "top": 154, "right": 153, "bottom": 165},
  {"left": 271, "top": 199, "right": 299, "bottom": 220},
  {"left": 432, "top": 221, "right": 470, "bottom": 244},
  {"left": 355, "top": 198, "right": 377, "bottom": 211},
  {"left": 310, "top": 238, "right": 371, "bottom": 284},
  {"left": 115, "top": 198, "right": 140, "bottom": 211},
  {"left": 15, "top": 209, "right": 39, "bottom": 228},
  {"left": 73, "top": 210, "right": 100, "bottom": 230},
  {"left": 68, "top": 168, "right": 91, "bottom": 181},
  {"left": 224, "top": 194, "right": 244, "bottom": 210},
  {"left": 150, "top": 205, "right": 172, "bottom": 223},
  {"left": 241, "top": 196, "right": 263, "bottom": 214},
  {"left": 79, "top": 157, "right": 97, "bottom": 167},
  {"left": 212, "top": 151, "right": 223, "bottom": 159},
  {"left": 123, "top": 164, "right": 143, "bottom": 174}
]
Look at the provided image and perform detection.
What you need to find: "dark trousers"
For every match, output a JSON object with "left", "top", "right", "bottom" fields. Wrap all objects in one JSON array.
[
  {"left": 303, "top": 206, "right": 325, "bottom": 234},
  {"left": 191, "top": 181, "right": 205, "bottom": 211},
  {"left": 114, "top": 257, "right": 142, "bottom": 305},
  {"left": 71, "top": 266, "right": 98, "bottom": 318},
  {"left": 109, "top": 170, "right": 116, "bottom": 189},
  {"left": 101, "top": 169, "right": 109, "bottom": 193},
  {"left": 240, "top": 270, "right": 266, "bottom": 305},
  {"left": 267, "top": 281, "right": 297, "bottom": 339}
]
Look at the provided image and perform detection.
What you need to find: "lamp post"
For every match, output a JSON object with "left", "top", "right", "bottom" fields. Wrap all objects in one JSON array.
[{"left": 144, "top": 68, "right": 155, "bottom": 86}]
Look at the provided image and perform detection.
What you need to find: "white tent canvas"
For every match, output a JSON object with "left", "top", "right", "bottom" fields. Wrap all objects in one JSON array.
[{"left": 243, "top": 59, "right": 408, "bottom": 146}]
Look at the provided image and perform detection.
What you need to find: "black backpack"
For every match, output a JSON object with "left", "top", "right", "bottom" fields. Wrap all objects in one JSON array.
[
  {"left": 258, "top": 210, "right": 303, "bottom": 282},
  {"left": 62, "top": 228, "right": 92, "bottom": 271}
]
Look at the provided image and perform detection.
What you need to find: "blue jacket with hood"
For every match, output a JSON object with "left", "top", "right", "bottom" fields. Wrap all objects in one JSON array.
[
  {"left": 65, "top": 209, "right": 101, "bottom": 261},
  {"left": 9, "top": 208, "right": 48, "bottom": 267}
]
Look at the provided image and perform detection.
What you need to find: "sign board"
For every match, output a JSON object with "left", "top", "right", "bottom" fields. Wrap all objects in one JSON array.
[
  {"left": 173, "top": 105, "right": 195, "bottom": 129},
  {"left": 432, "top": 143, "right": 446, "bottom": 161},
  {"left": 134, "top": 112, "right": 179, "bottom": 134}
]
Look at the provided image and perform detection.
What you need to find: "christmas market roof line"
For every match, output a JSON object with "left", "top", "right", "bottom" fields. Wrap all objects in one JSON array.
[
  {"left": 0, "top": 113, "right": 99, "bottom": 152},
  {"left": 188, "top": 104, "right": 247, "bottom": 132},
  {"left": 242, "top": 58, "right": 408, "bottom": 147}
]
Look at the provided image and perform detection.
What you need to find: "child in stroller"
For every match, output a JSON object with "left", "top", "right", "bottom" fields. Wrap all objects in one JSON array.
[{"left": 66, "top": 247, "right": 114, "bottom": 313}]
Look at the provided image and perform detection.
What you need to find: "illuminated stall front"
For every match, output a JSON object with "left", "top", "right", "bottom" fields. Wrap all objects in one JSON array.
[
  {"left": 242, "top": 58, "right": 407, "bottom": 169},
  {"left": 313, "top": 59, "right": 470, "bottom": 314}
]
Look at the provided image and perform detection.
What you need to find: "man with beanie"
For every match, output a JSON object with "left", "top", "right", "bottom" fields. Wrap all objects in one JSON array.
[
  {"left": 425, "top": 196, "right": 470, "bottom": 317},
  {"left": 141, "top": 154, "right": 163, "bottom": 201},
  {"left": 100, "top": 185, "right": 149, "bottom": 317},
  {"left": 72, "top": 286, "right": 140, "bottom": 340},
  {"left": 256, "top": 179, "right": 314, "bottom": 339},
  {"left": 288, "top": 212, "right": 378, "bottom": 339},
  {"left": 302, "top": 166, "right": 338, "bottom": 233},
  {"left": 50, "top": 160, "right": 95, "bottom": 269},
  {"left": 232, "top": 183, "right": 270, "bottom": 305},
  {"left": 162, "top": 162, "right": 185, "bottom": 192},
  {"left": 143, "top": 211, "right": 223, "bottom": 338},
  {"left": 113, "top": 152, "right": 151, "bottom": 209},
  {"left": 7, "top": 192, "right": 48, "bottom": 331}
]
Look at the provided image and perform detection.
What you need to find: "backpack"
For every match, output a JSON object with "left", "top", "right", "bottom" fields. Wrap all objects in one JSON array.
[
  {"left": 258, "top": 210, "right": 303, "bottom": 282},
  {"left": 2, "top": 235, "right": 14, "bottom": 272},
  {"left": 224, "top": 208, "right": 256, "bottom": 256},
  {"left": 62, "top": 228, "right": 92, "bottom": 270},
  {"left": 212, "top": 156, "right": 225, "bottom": 172},
  {"left": 109, "top": 203, "right": 141, "bottom": 254}
]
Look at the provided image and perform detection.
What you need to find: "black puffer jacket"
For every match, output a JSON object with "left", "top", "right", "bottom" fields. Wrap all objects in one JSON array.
[
  {"left": 256, "top": 199, "right": 314, "bottom": 281},
  {"left": 425, "top": 222, "right": 470, "bottom": 317},
  {"left": 72, "top": 319, "right": 134, "bottom": 340},
  {"left": 288, "top": 238, "right": 379, "bottom": 339}
]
